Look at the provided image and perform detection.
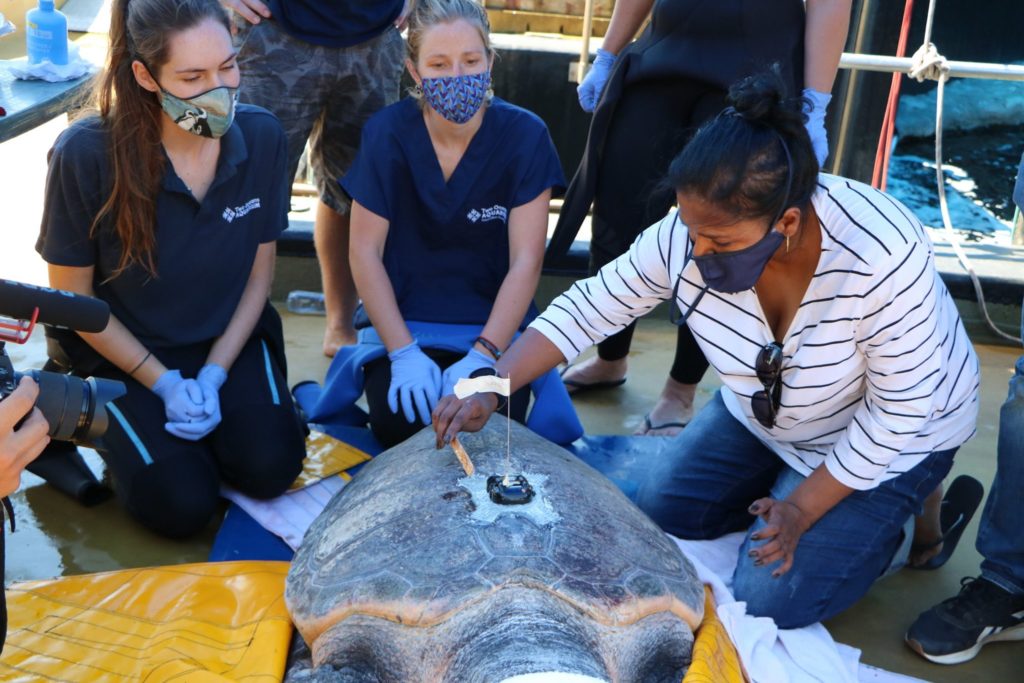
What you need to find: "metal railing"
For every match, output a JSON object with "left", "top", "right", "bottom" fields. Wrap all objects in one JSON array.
[{"left": 838, "top": 53, "right": 1024, "bottom": 81}]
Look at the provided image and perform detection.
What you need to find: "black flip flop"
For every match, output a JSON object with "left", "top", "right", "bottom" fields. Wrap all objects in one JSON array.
[
  {"left": 560, "top": 366, "right": 626, "bottom": 395},
  {"left": 638, "top": 413, "right": 688, "bottom": 435},
  {"left": 908, "top": 474, "right": 985, "bottom": 571}
]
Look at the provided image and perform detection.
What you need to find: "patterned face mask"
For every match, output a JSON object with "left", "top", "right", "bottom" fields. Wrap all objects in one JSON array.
[
  {"left": 419, "top": 71, "right": 490, "bottom": 124},
  {"left": 159, "top": 85, "right": 238, "bottom": 139}
]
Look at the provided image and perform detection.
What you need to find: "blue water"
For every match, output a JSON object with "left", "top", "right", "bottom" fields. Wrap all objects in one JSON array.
[{"left": 892, "top": 125, "right": 1020, "bottom": 232}]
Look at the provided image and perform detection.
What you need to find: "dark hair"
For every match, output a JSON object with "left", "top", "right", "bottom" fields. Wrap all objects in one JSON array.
[
  {"left": 92, "top": 0, "right": 231, "bottom": 278},
  {"left": 666, "top": 67, "right": 819, "bottom": 222}
]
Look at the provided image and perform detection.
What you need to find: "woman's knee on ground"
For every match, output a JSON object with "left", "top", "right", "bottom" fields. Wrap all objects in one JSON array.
[
  {"left": 214, "top": 403, "right": 306, "bottom": 498},
  {"left": 731, "top": 547, "right": 887, "bottom": 629},
  {"left": 732, "top": 560, "right": 831, "bottom": 629},
  {"left": 124, "top": 456, "right": 221, "bottom": 539}
]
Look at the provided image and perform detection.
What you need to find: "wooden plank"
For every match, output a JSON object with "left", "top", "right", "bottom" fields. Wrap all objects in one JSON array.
[{"left": 487, "top": 9, "right": 609, "bottom": 36}]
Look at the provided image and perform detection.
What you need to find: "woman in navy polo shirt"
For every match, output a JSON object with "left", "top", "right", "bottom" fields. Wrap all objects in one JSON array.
[
  {"left": 35, "top": 0, "right": 306, "bottom": 538},
  {"left": 334, "top": 0, "right": 565, "bottom": 447}
]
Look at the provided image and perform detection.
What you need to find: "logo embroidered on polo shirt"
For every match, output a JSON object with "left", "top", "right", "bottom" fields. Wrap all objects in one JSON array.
[
  {"left": 222, "top": 198, "right": 261, "bottom": 223},
  {"left": 466, "top": 205, "right": 508, "bottom": 224}
]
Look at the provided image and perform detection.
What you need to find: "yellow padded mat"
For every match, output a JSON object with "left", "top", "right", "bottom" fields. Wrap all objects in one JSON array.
[
  {"left": 1, "top": 561, "right": 292, "bottom": 682},
  {"left": 289, "top": 429, "right": 373, "bottom": 491},
  {"left": 2, "top": 566, "right": 741, "bottom": 682},
  {"left": 683, "top": 587, "right": 747, "bottom": 683}
]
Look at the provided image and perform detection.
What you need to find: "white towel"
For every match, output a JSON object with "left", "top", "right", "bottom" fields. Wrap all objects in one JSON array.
[
  {"left": 222, "top": 475, "right": 346, "bottom": 550},
  {"left": 6, "top": 46, "right": 93, "bottom": 82},
  {"left": 673, "top": 534, "right": 927, "bottom": 683}
]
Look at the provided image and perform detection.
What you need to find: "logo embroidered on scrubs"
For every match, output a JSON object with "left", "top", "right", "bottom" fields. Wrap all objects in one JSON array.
[
  {"left": 222, "top": 198, "right": 261, "bottom": 223},
  {"left": 466, "top": 205, "right": 508, "bottom": 224}
]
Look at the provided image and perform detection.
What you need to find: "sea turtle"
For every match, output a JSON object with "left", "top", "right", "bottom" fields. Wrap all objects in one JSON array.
[{"left": 286, "top": 416, "right": 705, "bottom": 682}]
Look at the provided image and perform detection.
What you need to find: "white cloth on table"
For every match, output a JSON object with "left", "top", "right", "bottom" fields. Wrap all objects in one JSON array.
[{"left": 5, "top": 46, "right": 93, "bottom": 82}]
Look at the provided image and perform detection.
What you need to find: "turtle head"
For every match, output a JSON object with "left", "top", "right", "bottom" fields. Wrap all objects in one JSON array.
[{"left": 442, "top": 589, "right": 610, "bottom": 683}]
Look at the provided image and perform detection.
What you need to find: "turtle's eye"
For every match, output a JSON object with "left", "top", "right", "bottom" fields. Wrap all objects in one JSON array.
[{"left": 618, "top": 614, "right": 694, "bottom": 683}]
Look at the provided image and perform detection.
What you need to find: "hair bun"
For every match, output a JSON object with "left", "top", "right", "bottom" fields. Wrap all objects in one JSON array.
[{"left": 727, "top": 69, "right": 788, "bottom": 125}]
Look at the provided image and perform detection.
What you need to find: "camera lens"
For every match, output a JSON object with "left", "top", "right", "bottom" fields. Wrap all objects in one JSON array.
[{"left": 23, "top": 370, "right": 126, "bottom": 444}]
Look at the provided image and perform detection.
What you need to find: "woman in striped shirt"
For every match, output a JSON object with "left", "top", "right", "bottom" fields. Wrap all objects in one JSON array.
[{"left": 433, "top": 71, "right": 980, "bottom": 628}]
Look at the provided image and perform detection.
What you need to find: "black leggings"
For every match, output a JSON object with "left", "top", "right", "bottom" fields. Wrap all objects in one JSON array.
[
  {"left": 48, "top": 309, "right": 306, "bottom": 538},
  {"left": 590, "top": 79, "right": 727, "bottom": 385},
  {"left": 363, "top": 348, "right": 529, "bottom": 448}
]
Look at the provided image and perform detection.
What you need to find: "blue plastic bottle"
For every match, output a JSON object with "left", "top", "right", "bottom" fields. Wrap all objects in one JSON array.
[{"left": 26, "top": 0, "right": 69, "bottom": 65}]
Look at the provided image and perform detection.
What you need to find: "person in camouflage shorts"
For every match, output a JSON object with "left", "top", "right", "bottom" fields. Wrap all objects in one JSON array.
[{"left": 224, "top": 0, "right": 407, "bottom": 356}]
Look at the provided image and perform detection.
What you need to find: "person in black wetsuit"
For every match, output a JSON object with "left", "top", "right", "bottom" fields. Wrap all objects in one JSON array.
[
  {"left": 550, "top": 0, "right": 852, "bottom": 435},
  {"left": 35, "top": 0, "right": 306, "bottom": 538}
]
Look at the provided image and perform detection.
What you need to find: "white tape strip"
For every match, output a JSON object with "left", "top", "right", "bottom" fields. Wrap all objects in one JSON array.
[{"left": 454, "top": 374, "right": 511, "bottom": 399}]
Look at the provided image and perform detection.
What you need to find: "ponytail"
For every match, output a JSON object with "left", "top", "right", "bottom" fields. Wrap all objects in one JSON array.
[{"left": 90, "top": 0, "right": 230, "bottom": 278}]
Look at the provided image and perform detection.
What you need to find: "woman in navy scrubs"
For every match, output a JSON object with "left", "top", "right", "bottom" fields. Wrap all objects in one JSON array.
[
  {"left": 35, "top": 0, "right": 306, "bottom": 538},
  {"left": 342, "top": 0, "right": 566, "bottom": 447}
]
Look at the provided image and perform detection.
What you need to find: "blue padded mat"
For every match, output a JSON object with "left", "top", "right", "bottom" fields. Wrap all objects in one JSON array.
[
  {"left": 209, "top": 420, "right": 385, "bottom": 561},
  {"left": 209, "top": 503, "right": 295, "bottom": 562}
]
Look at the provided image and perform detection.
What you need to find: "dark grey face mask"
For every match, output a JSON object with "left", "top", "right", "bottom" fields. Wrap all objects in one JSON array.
[
  {"left": 670, "top": 127, "right": 795, "bottom": 320},
  {"left": 692, "top": 226, "right": 785, "bottom": 294}
]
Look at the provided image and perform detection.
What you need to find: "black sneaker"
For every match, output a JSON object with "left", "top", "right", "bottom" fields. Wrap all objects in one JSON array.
[{"left": 906, "top": 576, "right": 1024, "bottom": 664}]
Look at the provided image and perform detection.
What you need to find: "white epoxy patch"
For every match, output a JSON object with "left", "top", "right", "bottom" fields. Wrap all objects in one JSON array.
[
  {"left": 458, "top": 472, "right": 560, "bottom": 526},
  {"left": 499, "top": 674, "right": 609, "bottom": 683}
]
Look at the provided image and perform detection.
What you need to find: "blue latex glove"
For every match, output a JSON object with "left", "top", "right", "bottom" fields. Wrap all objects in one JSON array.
[
  {"left": 442, "top": 347, "right": 496, "bottom": 396},
  {"left": 196, "top": 363, "right": 227, "bottom": 418},
  {"left": 164, "top": 363, "right": 229, "bottom": 441},
  {"left": 577, "top": 48, "right": 616, "bottom": 112},
  {"left": 387, "top": 342, "right": 442, "bottom": 425},
  {"left": 803, "top": 88, "right": 832, "bottom": 167},
  {"left": 151, "top": 370, "right": 205, "bottom": 424},
  {"left": 165, "top": 413, "right": 221, "bottom": 441}
]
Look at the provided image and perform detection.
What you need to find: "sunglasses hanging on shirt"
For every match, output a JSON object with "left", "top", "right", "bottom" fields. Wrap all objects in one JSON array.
[{"left": 751, "top": 341, "right": 784, "bottom": 428}]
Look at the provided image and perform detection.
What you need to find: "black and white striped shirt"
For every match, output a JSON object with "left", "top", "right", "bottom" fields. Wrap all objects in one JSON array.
[{"left": 533, "top": 174, "right": 979, "bottom": 490}]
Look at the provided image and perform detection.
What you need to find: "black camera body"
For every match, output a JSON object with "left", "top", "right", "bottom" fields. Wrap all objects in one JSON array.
[{"left": 0, "top": 279, "right": 125, "bottom": 446}]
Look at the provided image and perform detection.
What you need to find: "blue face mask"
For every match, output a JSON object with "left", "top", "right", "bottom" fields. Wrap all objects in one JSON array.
[
  {"left": 420, "top": 71, "right": 491, "bottom": 124},
  {"left": 692, "top": 226, "right": 786, "bottom": 293}
]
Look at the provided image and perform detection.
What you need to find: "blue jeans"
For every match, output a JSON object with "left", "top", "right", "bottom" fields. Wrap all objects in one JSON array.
[
  {"left": 636, "top": 392, "right": 956, "bottom": 629},
  {"left": 977, "top": 304, "right": 1024, "bottom": 596}
]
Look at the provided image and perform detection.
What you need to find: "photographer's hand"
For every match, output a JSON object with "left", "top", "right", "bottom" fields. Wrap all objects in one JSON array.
[{"left": 0, "top": 377, "right": 50, "bottom": 497}]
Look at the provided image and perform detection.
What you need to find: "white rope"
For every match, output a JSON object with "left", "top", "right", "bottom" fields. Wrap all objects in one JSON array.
[
  {"left": 908, "top": 42, "right": 947, "bottom": 83},
  {"left": 909, "top": 0, "right": 1022, "bottom": 344}
]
